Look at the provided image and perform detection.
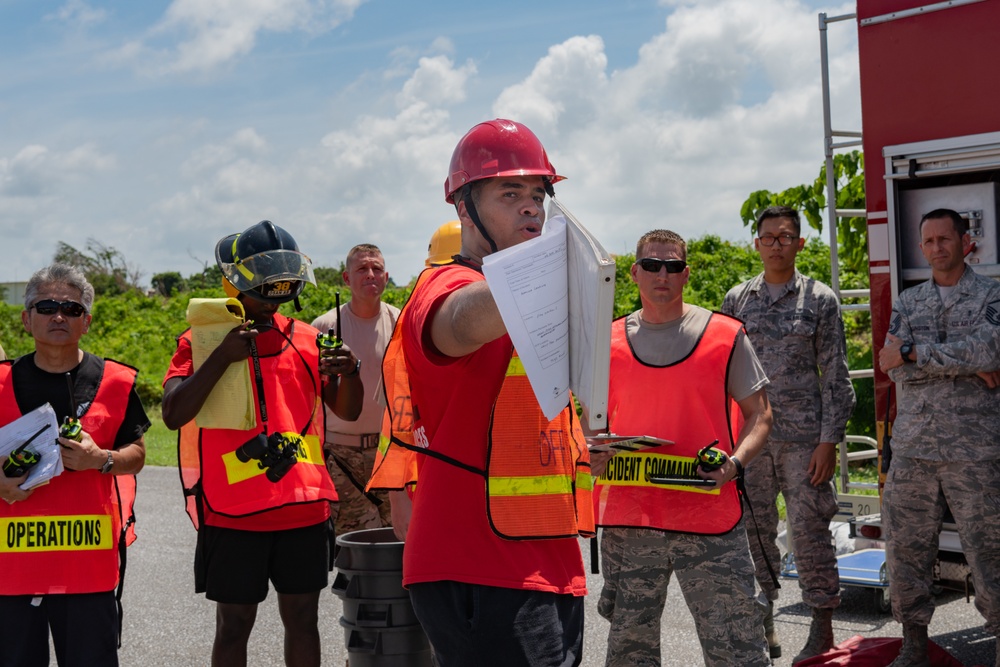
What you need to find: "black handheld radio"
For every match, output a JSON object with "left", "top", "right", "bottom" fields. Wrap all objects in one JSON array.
[
  {"left": 317, "top": 291, "right": 344, "bottom": 350},
  {"left": 695, "top": 440, "right": 726, "bottom": 472},
  {"left": 3, "top": 424, "right": 51, "bottom": 478},
  {"left": 59, "top": 372, "right": 83, "bottom": 442}
]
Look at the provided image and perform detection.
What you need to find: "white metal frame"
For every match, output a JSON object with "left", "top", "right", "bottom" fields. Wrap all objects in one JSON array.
[{"left": 819, "top": 11, "right": 878, "bottom": 498}]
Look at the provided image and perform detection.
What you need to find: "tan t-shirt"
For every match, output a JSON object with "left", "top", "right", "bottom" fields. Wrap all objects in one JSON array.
[
  {"left": 624, "top": 304, "right": 768, "bottom": 401},
  {"left": 312, "top": 301, "right": 400, "bottom": 437}
]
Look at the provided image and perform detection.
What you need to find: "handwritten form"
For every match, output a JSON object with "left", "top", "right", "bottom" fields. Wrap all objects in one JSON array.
[
  {"left": 482, "top": 199, "right": 615, "bottom": 430},
  {"left": 0, "top": 404, "right": 63, "bottom": 490},
  {"left": 186, "top": 298, "right": 256, "bottom": 430}
]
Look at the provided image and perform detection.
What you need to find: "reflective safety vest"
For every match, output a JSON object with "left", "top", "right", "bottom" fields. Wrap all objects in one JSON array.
[
  {"left": 178, "top": 316, "right": 336, "bottom": 527},
  {"left": 594, "top": 313, "right": 744, "bottom": 535},
  {"left": 0, "top": 359, "right": 139, "bottom": 595},
  {"left": 367, "top": 268, "right": 595, "bottom": 540}
]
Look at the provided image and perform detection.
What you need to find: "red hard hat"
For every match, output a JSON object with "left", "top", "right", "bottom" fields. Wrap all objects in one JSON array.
[{"left": 444, "top": 119, "right": 565, "bottom": 204}]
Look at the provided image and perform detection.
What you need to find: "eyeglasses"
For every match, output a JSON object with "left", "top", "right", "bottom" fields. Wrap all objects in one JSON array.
[
  {"left": 30, "top": 300, "right": 87, "bottom": 317},
  {"left": 637, "top": 258, "right": 687, "bottom": 274},
  {"left": 757, "top": 234, "right": 799, "bottom": 247}
]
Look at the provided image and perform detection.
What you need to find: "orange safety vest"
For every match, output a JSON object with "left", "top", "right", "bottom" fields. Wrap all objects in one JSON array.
[
  {"left": 0, "top": 359, "right": 139, "bottom": 595},
  {"left": 367, "top": 267, "right": 595, "bottom": 540},
  {"left": 594, "top": 313, "right": 744, "bottom": 535},
  {"left": 177, "top": 317, "right": 336, "bottom": 527}
]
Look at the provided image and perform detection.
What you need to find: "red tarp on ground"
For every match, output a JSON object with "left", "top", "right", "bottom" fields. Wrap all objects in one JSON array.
[{"left": 792, "top": 634, "right": 974, "bottom": 667}]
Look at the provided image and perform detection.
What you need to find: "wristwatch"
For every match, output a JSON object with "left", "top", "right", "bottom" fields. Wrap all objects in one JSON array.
[
  {"left": 900, "top": 343, "right": 915, "bottom": 363},
  {"left": 100, "top": 450, "right": 114, "bottom": 474},
  {"left": 730, "top": 455, "right": 744, "bottom": 480},
  {"left": 343, "top": 358, "right": 361, "bottom": 377}
]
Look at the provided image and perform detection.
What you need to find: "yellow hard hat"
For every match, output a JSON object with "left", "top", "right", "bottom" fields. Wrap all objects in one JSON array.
[{"left": 426, "top": 220, "right": 462, "bottom": 267}]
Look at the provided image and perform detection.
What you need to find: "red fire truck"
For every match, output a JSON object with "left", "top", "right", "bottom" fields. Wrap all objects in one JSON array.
[{"left": 788, "top": 0, "right": 1000, "bottom": 611}]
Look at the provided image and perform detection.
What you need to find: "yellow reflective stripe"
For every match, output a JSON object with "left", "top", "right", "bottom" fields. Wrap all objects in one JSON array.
[
  {"left": 506, "top": 356, "right": 526, "bottom": 377},
  {"left": 489, "top": 475, "right": 572, "bottom": 496},
  {"left": 223, "top": 433, "right": 323, "bottom": 484},
  {"left": 576, "top": 470, "right": 594, "bottom": 491},
  {"left": 1, "top": 515, "right": 113, "bottom": 552},
  {"left": 232, "top": 238, "right": 255, "bottom": 281}
]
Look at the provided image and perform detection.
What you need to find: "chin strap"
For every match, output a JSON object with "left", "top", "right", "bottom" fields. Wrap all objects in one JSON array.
[{"left": 460, "top": 185, "right": 497, "bottom": 255}]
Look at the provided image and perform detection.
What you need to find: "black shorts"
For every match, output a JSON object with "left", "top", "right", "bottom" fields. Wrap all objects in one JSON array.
[
  {"left": 195, "top": 520, "right": 332, "bottom": 604},
  {"left": 0, "top": 592, "right": 119, "bottom": 667}
]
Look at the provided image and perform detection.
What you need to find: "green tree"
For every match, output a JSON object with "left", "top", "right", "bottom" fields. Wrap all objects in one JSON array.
[
  {"left": 740, "top": 150, "right": 867, "bottom": 276},
  {"left": 151, "top": 271, "right": 187, "bottom": 297},
  {"left": 54, "top": 239, "right": 144, "bottom": 295},
  {"left": 314, "top": 264, "right": 347, "bottom": 287}
]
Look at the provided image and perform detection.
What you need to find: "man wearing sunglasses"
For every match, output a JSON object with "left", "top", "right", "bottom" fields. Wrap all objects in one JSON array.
[
  {"left": 595, "top": 229, "right": 772, "bottom": 667},
  {"left": 721, "top": 205, "right": 855, "bottom": 662},
  {"left": 0, "top": 263, "right": 150, "bottom": 667}
]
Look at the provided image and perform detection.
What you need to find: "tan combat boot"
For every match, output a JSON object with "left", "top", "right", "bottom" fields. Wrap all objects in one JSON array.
[
  {"left": 763, "top": 600, "right": 780, "bottom": 659},
  {"left": 887, "top": 624, "right": 929, "bottom": 667},
  {"left": 792, "top": 607, "right": 834, "bottom": 663}
]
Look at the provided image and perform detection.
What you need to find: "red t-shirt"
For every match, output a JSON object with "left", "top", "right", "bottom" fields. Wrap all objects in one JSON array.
[
  {"left": 401, "top": 265, "right": 586, "bottom": 595},
  {"left": 164, "top": 316, "right": 330, "bottom": 531}
]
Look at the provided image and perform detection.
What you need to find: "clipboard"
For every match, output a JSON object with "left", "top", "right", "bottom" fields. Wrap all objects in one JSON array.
[{"left": 586, "top": 434, "right": 673, "bottom": 453}]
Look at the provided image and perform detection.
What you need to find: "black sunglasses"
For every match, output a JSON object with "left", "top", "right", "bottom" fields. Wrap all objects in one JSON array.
[
  {"left": 638, "top": 258, "right": 687, "bottom": 274},
  {"left": 31, "top": 300, "right": 87, "bottom": 318}
]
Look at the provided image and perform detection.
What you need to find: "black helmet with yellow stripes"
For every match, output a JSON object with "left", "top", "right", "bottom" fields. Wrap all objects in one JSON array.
[{"left": 215, "top": 220, "right": 316, "bottom": 304}]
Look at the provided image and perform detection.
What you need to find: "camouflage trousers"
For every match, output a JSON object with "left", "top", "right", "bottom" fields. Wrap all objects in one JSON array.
[
  {"left": 324, "top": 443, "right": 392, "bottom": 537},
  {"left": 743, "top": 439, "right": 840, "bottom": 608},
  {"left": 598, "top": 524, "right": 769, "bottom": 667},
  {"left": 883, "top": 456, "right": 1000, "bottom": 634}
]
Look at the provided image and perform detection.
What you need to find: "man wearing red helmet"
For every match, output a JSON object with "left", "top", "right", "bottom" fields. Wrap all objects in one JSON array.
[
  {"left": 380, "top": 120, "right": 594, "bottom": 666},
  {"left": 162, "top": 220, "right": 364, "bottom": 667}
]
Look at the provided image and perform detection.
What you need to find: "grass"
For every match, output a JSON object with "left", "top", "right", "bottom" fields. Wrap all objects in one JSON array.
[{"left": 143, "top": 407, "right": 177, "bottom": 467}]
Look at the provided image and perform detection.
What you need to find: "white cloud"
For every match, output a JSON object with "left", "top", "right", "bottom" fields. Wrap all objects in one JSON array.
[
  {"left": 486, "top": 0, "right": 860, "bottom": 258},
  {"left": 121, "top": 0, "right": 369, "bottom": 74},
  {"left": 133, "top": 0, "right": 860, "bottom": 282},
  {"left": 2, "top": 0, "right": 863, "bottom": 286},
  {"left": 0, "top": 143, "right": 115, "bottom": 198},
  {"left": 397, "top": 55, "right": 476, "bottom": 108},
  {"left": 494, "top": 35, "right": 608, "bottom": 134},
  {"left": 45, "top": 0, "right": 108, "bottom": 27}
]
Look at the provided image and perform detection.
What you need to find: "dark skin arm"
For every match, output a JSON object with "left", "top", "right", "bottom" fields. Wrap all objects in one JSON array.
[
  {"left": 162, "top": 321, "right": 363, "bottom": 429},
  {"left": 162, "top": 322, "right": 259, "bottom": 429}
]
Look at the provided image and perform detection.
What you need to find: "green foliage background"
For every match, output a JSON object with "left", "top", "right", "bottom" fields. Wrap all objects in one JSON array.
[{"left": 3, "top": 236, "right": 875, "bottom": 465}]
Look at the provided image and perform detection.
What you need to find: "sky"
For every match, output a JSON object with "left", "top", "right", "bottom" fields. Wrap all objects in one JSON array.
[{"left": 0, "top": 0, "right": 861, "bottom": 288}]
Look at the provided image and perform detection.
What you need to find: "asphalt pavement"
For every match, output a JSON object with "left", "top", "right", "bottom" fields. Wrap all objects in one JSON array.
[{"left": 92, "top": 466, "right": 996, "bottom": 666}]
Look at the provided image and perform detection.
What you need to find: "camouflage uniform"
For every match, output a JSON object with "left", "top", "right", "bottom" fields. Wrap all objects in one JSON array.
[
  {"left": 600, "top": 525, "right": 769, "bottom": 667},
  {"left": 313, "top": 301, "right": 399, "bottom": 537},
  {"left": 722, "top": 270, "right": 855, "bottom": 608},
  {"left": 324, "top": 441, "right": 392, "bottom": 534},
  {"left": 884, "top": 266, "right": 1000, "bottom": 634},
  {"left": 598, "top": 306, "right": 770, "bottom": 667}
]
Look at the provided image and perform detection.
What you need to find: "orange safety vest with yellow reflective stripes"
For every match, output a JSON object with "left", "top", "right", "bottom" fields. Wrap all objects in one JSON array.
[
  {"left": 0, "top": 359, "right": 139, "bottom": 595},
  {"left": 177, "top": 317, "right": 336, "bottom": 527},
  {"left": 367, "top": 267, "right": 595, "bottom": 540},
  {"left": 594, "top": 313, "right": 744, "bottom": 535}
]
